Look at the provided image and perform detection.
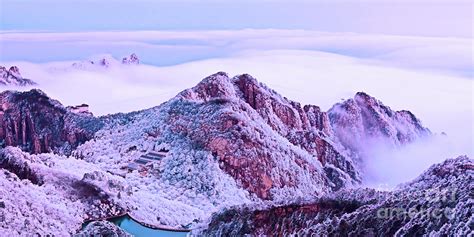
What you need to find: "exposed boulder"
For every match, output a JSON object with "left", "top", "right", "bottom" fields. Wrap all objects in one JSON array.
[
  {"left": 0, "top": 147, "right": 43, "bottom": 185},
  {"left": 75, "top": 221, "right": 131, "bottom": 237}
]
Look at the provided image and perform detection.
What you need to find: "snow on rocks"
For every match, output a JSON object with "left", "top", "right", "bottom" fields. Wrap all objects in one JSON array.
[
  {"left": 328, "top": 92, "right": 431, "bottom": 162},
  {"left": 196, "top": 156, "right": 473, "bottom": 236},
  {"left": 0, "top": 147, "right": 94, "bottom": 235},
  {"left": 0, "top": 65, "right": 37, "bottom": 86},
  {"left": 0, "top": 147, "right": 129, "bottom": 235},
  {"left": 0, "top": 71, "right": 437, "bottom": 234},
  {"left": 75, "top": 221, "right": 131, "bottom": 237}
]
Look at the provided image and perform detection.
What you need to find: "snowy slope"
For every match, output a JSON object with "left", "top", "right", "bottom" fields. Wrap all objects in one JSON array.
[
  {"left": 0, "top": 71, "right": 436, "bottom": 235},
  {"left": 0, "top": 147, "right": 123, "bottom": 236},
  {"left": 328, "top": 92, "right": 431, "bottom": 163},
  {"left": 0, "top": 66, "right": 36, "bottom": 86},
  {"left": 197, "top": 156, "right": 473, "bottom": 236}
]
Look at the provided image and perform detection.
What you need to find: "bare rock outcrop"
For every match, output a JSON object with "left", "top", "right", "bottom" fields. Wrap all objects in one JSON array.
[
  {"left": 0, "top": 66, "right": 37, "bottom": 86},
  {"left": 0, "top": 89, "right": 103, "bottom": 154}
]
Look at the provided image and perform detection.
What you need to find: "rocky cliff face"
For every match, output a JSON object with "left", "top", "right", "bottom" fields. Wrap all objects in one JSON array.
[
  {"left": 0, "top": 89, "right": 103, "bottom": 154},
  {"left": 176, "top": 73, "right": 362, "bottom": 196},
  {"left": 176, "top": 73, "right": 429, "bottom": 196},
  {"left": 75, "top": 221, "right": 131, "bottom": 237},
  {"left": 328, "top": 92, "right": 431, "bottom": 161},
  {"left": 196, "top": 156, "right": 473, "bottom": 236},
  {"left": 0, "top": 66, "right": 37, "bottom": 86}
]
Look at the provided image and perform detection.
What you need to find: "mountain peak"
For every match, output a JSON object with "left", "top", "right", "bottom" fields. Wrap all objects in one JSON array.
[
  {"left": 179, "top": 71, "right": 235, "bottom": 102},
  {"left": 0, "top": 65, "right": 37, "bottom": 86},
  {"left": 328, "top": 91, "right": 430, "bottom": 158},
  {"left": 176, "top": 73, "right": 431, "bottom": 191},
  {"left": 0, "top": 89, "right": 103, "bottom": 154},
  {"left": 122, "top": 53, "right": 140, "bottom": 65},
  {"left": 8, "top": 66, "right": 21, "bottom": 78},
  {"left": 72, "top": 53, "right": 140, "bottom": 69}
]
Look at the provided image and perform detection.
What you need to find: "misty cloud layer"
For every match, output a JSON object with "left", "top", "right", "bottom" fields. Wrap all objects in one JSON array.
[{"left": 1, "top": 30, "right": 472, "bottom": 77}]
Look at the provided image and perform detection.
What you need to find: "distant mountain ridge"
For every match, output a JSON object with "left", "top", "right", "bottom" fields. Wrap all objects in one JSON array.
[
  {"left": 71, "top": 53, "right": 140, "bottom": 69},
  {"left": 0, "top": 66, "right": 37, "bottom": 86}
]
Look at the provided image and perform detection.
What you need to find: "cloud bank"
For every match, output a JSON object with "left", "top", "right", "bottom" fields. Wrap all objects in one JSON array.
[{"left": 1, "top": 30, "right": 472, "bottom": 77}]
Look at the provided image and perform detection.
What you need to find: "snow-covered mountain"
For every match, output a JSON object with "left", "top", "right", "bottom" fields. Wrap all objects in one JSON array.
[
  {"left": 0, "top": 72, "right": 467, "bottom": 236},
  {"left": 0, "top": 66, "right": 37, "bottom": 86},
  {"left": 328, "top": 92, "right": 431, "bottom": 162}
]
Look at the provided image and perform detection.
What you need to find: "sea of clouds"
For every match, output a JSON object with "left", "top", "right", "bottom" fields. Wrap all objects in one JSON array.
[{"left": 0, "top": 29, "right": 472, "bottom": 187}]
